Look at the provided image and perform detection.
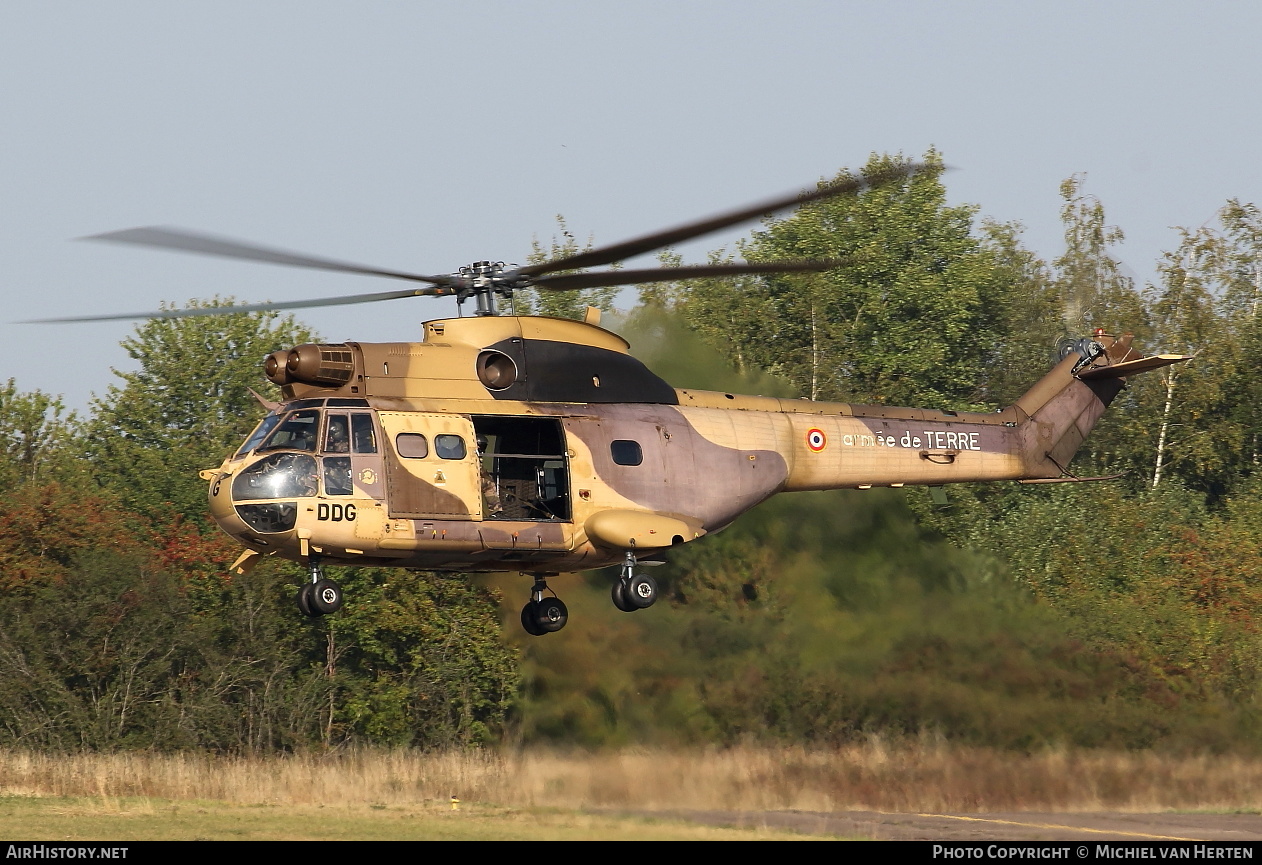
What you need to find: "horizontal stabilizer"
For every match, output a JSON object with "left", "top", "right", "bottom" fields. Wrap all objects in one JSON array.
[{"left": 1077, "top": 354, "right": 1190, "bottom": 380}]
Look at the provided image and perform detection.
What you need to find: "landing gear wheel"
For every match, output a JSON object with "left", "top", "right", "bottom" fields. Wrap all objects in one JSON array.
[
  {"left": 627, "top": 574, "right": 658, "bottom": 609},
  {"left": 611, "top": 580, "right": 638, "bottom": 613},
  {"left": 297, "top": 583, "right": 319, "bottom": 617},
  {"left": 520, "top": 601, "right": 547, "bottom": 637},
  {"left": 534, "top": 597, "right": 569, "bottom": 633},
  {"left": 311, "top": 578, "right": 344, "bottom": 615}
]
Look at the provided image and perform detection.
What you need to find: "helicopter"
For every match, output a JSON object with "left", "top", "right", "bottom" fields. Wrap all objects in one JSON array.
[{"left": 40, "top": 164, "right": 1188, "bottom": 635}]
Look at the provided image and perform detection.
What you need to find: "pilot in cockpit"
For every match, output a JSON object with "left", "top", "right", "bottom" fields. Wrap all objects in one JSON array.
[{"left": 326, "top": 417, "right": 350, "bottom": 453}]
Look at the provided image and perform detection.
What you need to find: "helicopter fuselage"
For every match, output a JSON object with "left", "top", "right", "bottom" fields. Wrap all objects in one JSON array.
[{"left": 205, "top": 314, "right": 1167, "bottom": 577}]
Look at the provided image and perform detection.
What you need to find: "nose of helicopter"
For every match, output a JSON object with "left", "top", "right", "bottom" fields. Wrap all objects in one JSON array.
[{"left": 208, "top": 451, "right": 318, "bottom": 538}]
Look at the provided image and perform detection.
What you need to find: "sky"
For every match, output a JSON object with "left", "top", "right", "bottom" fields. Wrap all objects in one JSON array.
[{"left": 1, "top": 1, "right": 1260, "bottom": 411}]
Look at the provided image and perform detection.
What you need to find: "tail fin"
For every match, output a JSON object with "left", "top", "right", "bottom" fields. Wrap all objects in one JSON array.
[{"left": 1009, "top": 332, "right": 1189, "bottom": 479}]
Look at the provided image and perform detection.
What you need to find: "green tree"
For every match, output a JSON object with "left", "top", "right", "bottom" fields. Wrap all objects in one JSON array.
[
  {"left": 972, "top": 220, "right": 1063, "bottom": 407},
  {"left": 1214, "top": 200, "right": 1262, "bottom": 475},
  {"left": 678, "top": 151, "right": 1007, "bottom": 407},
  {"left": 85, "top": 299, "right": 316, "bottom": 521},
  {"left": 513, "top": 217, "right": 619, "bottom": 320},
  {"left": 329, "top": 569, "right": 518, "bottom": 747},
  {"left": 0, "top": 380, "right": 76, "bottom": 488},
  {"left": 1141, "top": 228, "right": 1234, "bottom": 493},
  {"left": 1052, "top": 174, "right": 1147, "bottom": 336},
  {"left": 656, "top": 248, "right": 783, "bottom": 379},
  {"left": 0, "top": 549, "right": 337, "bottom": 752},
  {"left": 1042, "top": 176, "right": 1149, "bottom": 478}
]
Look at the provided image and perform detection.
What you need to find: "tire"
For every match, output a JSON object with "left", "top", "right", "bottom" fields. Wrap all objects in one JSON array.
[
  {"left": 297, "top": 583, "right": 319, "bottom": 617},
  {"left": 520, "top": 601, "right": 546, "bottom": 636},
  {"left": 534, "top": 597, "right": 569, "bottom": 633},
  {"left": 611, "top": 580, "right": 638, "bottom": 613},
  {"left": 311, "top": 578, "right": 344, "bottom": 615},
  {"left": 627, "top": 573, "right": 658, "bottom": 609}
]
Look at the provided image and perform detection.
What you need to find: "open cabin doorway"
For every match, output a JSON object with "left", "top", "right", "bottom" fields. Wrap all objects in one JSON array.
[{"left": 472, "top": 416, "right": 571, "bottom": 522}]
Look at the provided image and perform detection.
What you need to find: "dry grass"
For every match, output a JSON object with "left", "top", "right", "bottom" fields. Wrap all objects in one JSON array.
[
  {"left": 0, "top": 798, "right": 819, "bottom": 841},
  {"left": 0, "top": 743, "right": 1259, "bottom": 814}
]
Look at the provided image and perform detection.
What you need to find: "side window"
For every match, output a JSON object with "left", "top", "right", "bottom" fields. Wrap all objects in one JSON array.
[
  {"left": 396, "top": 433, "right": 429, "bottom": 458},
  {"left": 351, "top": 414, "right": 377, "bottom": 454},
  {"left": 324, "top": 414, "right": 350, "bottom": 453},
  {"left": 323, "top": 457, "right": 353, "bottom": 496},
  {"left": 611, "top": 440, "right": 643, "bottom": 466},
  {"left": 435, "top": 434, "right": 467, "bottom": 460}
]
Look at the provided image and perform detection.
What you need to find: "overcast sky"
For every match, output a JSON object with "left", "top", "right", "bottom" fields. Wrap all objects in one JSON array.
[{"left": 2, "top": 1, "right": 1259, "bottom": 410}]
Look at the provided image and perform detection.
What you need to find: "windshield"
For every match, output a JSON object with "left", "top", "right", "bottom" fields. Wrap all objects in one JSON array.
[
  {"left": 235, "top": 412, "right": 283, "bottom": 457},
  {"left": 258, "top": 409, "right": 321, "bottom": 452},
  {"left": 232, "top": 453, "right": 319, "bottom": 501}
]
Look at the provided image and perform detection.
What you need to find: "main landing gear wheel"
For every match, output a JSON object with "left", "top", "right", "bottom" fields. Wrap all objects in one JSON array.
[
  {"left": 311, "top": 578, "right": 344, "bottom": 615},
  {"left": 297, "top": 583, "right": 317, "bottom": 617},
  {"left": 611, "top": 551, "right": 658, "bottom": 612},
  {"left": 611, "top": 580, "right": 638, "bottom": 613},
  {"left": 298, "top": 554, "right": 344, "bottom": 618},
  {"left": 534, "top": 597, "right": 568, "bottom": 633},
  {"left": 520, "top": 575, "right": 567, "bottom": 636},
  {"left": 627, "top": 574, "right": 658, "bottom": 609},
  {"left": 520, "top": 601, "right": 547, "bottom": 636}
]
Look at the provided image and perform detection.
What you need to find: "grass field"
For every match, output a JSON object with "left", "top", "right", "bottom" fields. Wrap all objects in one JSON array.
[
  {"left": 1, "top": 743, "right": 1260, "bottom": 840},
  {"left": 0, "top": 796, "right": 824, "bottom": 841}
]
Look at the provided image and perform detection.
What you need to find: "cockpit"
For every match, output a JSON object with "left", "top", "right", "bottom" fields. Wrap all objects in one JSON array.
[{"left": 229, "top": 398, "right": 377, "bottom": 534}]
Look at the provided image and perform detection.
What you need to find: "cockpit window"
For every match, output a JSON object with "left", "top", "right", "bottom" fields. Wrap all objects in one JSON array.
[
  {"left": 258, "top": 410, "right": 320, "bottom": 452},
  {"left": 232, "top": 453, "right": 319, "bottom": 501},
  {"left": 236, "top": 413, "right": 283, "bottom": 457},
  {"left": 323, "top": 457, "right": 353, "bottom": 496},
  {"left": 352, "top": 414, "right": 377, "bottom": 454},
  {"left": 325, "top": 414, "right": 350, "bottom": 453}
]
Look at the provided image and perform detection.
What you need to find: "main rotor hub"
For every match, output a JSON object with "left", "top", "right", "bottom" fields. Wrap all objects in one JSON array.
[
  {"left": 459, "top": 260, "right": 507, "bottom": 279},
  {"left": 453, "top": 261, "right": 524, "bottom": 316}
]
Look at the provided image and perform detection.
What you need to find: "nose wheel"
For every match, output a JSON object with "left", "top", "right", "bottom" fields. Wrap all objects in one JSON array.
[
  {"left": 612, "top": 551, "right": 658, "bottom": 613},
  {"left": 520, "top": 576, "right": 568, "bottom": 636},
  {"left": 296, "top": 554, "right": 344, "bottom": 618}
]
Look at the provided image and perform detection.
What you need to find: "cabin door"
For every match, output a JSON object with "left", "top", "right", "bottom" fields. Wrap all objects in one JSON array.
[
  {"left": 470, "top": 415, "right": 572, "bottom": 523},
  {"left": 378, "top": 412, "right": 482, "bottom": 520},
  {"left": 469, "top": 415, "right": 573, "bottom": 555}
]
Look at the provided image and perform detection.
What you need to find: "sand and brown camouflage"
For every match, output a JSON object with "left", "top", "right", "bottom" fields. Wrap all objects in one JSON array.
[{"left": 207, "top": 315, "right": 1188, "bottom": 577}]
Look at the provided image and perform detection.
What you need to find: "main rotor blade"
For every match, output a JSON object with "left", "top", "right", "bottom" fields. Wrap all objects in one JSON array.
[
  {"left": 520, "top": 162, "right": 924, "bottom": 277},
  {"left": 531, "top": 260, "right": 855, "bottom": 292},
  {"left": 25, "top": 286, "right": 455, "bottom": 323},
  {"left": 83, "top": 226, "right": 457, "bottom": 286}
]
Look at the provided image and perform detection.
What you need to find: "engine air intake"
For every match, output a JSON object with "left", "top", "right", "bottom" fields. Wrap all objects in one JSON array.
[{"left": 276, "top": 343, "right": 356, "bottom": 386}]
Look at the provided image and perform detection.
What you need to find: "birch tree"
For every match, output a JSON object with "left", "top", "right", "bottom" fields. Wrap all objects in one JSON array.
[{"left": 1146, "top": 228, "right": 1222, "bottom": 490}]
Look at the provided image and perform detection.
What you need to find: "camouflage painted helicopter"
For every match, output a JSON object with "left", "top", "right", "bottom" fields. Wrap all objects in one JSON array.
[{"left": 46, "top": 164, "right": 1187, "bottom": 635}]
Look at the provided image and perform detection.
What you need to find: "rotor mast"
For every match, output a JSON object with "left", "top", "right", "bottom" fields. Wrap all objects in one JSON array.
[{"left": 457, "top": 260, "right": 517, "bottom": 316}]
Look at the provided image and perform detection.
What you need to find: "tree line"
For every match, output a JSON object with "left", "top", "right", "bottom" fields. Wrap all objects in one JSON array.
[{"left": 3, "top": 151, "right": 1262, "bottom": 751}]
